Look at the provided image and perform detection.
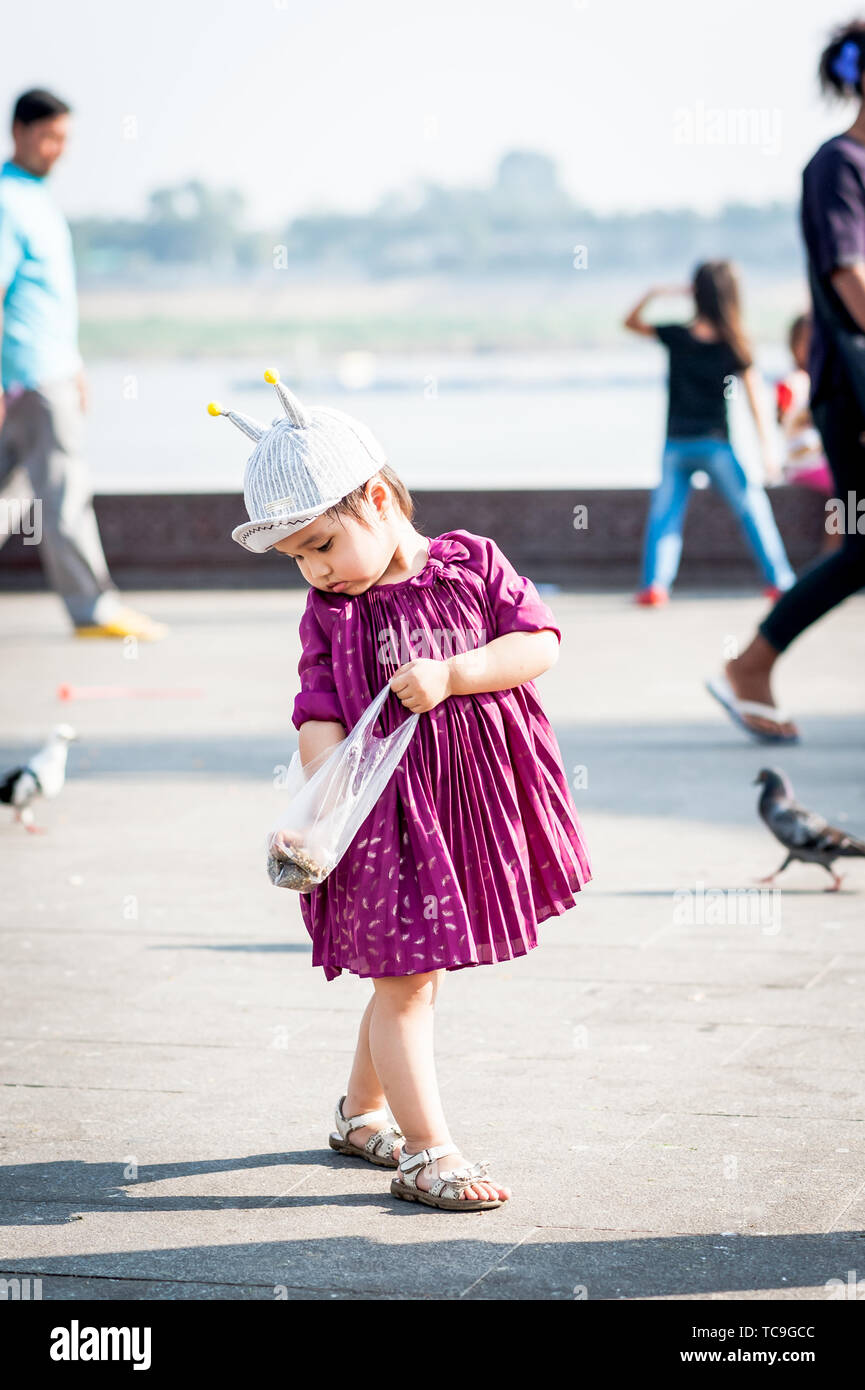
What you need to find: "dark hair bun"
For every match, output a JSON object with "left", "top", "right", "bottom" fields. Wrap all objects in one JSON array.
[{"left": 819, "top": 21, "right": 865, "bottom": 97}]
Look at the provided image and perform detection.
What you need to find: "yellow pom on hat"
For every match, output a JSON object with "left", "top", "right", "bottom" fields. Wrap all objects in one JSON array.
[
  {"left": 207, "top": 401, "right": 223, "bottom": 416},
  {"left": 263, "top": 368, "right": 279, "bottom": 385}
]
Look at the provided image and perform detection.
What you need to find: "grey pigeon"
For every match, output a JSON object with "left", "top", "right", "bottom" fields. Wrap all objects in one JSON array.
[
  {"left": 0, "top": 724, "right": 77, "bottom": 832},
  {"left": 754, "top": 767, "right": 865, "bottom": 892}
]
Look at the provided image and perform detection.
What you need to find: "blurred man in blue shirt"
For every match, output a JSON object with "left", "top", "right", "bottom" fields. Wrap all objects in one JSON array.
[{"left": 0, "top": 88, "right": 164, "bottom": 638}]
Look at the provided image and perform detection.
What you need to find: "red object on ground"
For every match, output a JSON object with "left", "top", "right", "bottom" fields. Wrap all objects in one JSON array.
[{"left": 634, "top": 586, "right": 669, "bottom": 607}]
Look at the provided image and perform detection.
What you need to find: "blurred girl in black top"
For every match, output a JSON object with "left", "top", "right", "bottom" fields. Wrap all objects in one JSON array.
[{"left": 625, "top": 260, "right": 795, "bottom": 605}]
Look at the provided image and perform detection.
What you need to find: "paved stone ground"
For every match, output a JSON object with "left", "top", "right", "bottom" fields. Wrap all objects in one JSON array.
[{"left": 1, "top": 586, "right": 864, "bottom": 1301}]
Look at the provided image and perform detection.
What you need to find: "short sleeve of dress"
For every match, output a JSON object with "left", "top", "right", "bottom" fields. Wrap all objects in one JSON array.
[
  {"left": 468, "top": 532, "right": 562, "bottom": 644},
  {"left": 291, "top": 591, "right": 346, "bottom": 731}
]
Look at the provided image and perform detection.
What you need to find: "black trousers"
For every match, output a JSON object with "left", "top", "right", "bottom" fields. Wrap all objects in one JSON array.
[{"left": 758, "top": 389, "right": 865, "bottom": 653}]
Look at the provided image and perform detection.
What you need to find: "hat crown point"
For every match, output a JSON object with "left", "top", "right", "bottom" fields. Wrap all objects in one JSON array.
[
  {"left": 267, "top": 369, "right": 312, "bottom": 427},
  {"left": 213, "top": 405, "right": 267, "bottom": 442}
]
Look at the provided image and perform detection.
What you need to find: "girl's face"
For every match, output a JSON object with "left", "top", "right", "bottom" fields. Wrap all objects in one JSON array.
[{"left": 272, "top": 477, "right": 397, "bottom": 594}]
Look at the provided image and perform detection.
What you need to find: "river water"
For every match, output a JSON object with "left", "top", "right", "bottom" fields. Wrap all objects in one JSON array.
[{"left": 81, "top": 346, "right": 791, "bottom": 494}]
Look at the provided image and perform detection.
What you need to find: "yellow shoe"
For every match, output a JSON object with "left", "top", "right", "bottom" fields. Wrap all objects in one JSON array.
[{"left": 74, "top": 607, "right": 168, "bottom": 641}]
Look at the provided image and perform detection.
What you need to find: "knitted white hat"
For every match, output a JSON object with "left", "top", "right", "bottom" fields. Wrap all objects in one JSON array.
[{"left": 210, "top": 369, "right": 388, "bottom": 553}]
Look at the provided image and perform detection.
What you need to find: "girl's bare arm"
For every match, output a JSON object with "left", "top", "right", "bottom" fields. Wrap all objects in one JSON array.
[
  {"left": 445, "top": 629, "right": 559, "bottom": 696},
  {"left": 298, "top": 718, "right": 346, "bottom": 770},
  {"left": 623, "top": 288, "right": 660, "bottom": 336},
  {"left": 623, "top": 285, "right": 688, "bottom": 336},
  {"left": 741, "top": 366, "right": 780, "bottom": 482}
]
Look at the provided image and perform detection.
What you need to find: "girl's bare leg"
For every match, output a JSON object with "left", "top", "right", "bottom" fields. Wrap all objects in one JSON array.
[
  {"left": 368, "top": 970, "right": 510, "bottom": 1202},
  {"left": 341, "top": 992, "right": 401, "bottom": 1157},
  {"left": 340, "top": 976, "right": 446, "bottom": 1155}
]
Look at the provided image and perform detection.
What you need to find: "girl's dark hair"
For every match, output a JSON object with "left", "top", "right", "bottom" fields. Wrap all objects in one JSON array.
[
  {"left": 12, "top": 89, "right": 71, "bottom": 127},
  {"left": 819, "top": 19, "right": 865, "bottom": 99},
  {"left": 692, "top": 260, "right": 754, "bottom": 370},
  {"left": 323, "top": 464, "right": 415, "bottom": 529}
]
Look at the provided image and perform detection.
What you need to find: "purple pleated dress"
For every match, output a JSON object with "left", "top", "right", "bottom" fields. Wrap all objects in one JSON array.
[{"left": 290, "top": 528, "right": 592, "bottom": 981}]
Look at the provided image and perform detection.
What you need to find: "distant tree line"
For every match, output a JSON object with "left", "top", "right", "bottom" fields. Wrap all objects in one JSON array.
[{"left": 71, "top": 150, "right": 804, "bottom": 280}]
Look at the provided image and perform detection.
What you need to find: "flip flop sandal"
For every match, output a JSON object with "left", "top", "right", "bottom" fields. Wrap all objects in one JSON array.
[
  {"left": 328, "top": 1095, "right": 405, "bottom": 1168},
  {"left": 391, "top": 1142, "right": 508, "bottom": 1211},
  {"left": 705, "top": 674, "right": 800, "bottom": 745}
]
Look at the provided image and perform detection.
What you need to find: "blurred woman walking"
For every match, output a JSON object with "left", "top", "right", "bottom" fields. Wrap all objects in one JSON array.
[{"left": 708, "top": 21, "right": 865, "bottom": 743}]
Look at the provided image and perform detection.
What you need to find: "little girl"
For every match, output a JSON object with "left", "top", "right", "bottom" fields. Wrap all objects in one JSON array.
[{"left": 210, "top": 370, "right": 592, "bottom": 1211}]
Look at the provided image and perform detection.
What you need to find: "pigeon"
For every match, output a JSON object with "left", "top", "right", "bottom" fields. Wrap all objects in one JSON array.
[
  {"left": 0, "top": 724, "right": 77, "bottom": 832},
  {"left": 754, "top": 767, "right": 865, "bottom": 892}
]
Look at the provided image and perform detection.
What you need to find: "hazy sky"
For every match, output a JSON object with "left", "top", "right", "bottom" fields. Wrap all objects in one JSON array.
[{"left": 0, "top": 0, "right": 854, "bottom": 228}]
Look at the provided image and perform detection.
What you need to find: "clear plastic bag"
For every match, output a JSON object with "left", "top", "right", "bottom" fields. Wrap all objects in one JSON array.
[{"left": 267, "top": 681, "right": 420, "bottom": 893}]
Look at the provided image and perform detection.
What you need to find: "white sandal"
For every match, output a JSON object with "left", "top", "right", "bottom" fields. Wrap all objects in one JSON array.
[
  {"left": 705, "top": 673, "right": 800, "bottom": 745},
  {"left": 391, "top": 1142, "right": 508, "bottom": 1211},
  {"left": 328, "top": 1095, "right": 405, "bottom": 1168}
]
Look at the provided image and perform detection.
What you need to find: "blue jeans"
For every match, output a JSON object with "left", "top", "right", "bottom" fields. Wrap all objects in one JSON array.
[{"left": 640, "top": 436, "right": 797, "bottom": 592}]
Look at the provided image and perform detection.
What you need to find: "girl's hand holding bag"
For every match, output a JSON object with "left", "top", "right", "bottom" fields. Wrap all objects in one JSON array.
[{"left": 267, "top": 682, "right": 420, "bottom": 892}]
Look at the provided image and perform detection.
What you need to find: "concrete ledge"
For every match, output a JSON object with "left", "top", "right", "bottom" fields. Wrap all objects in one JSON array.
[{"left": 0, "top": 486, "right": 828, "bottom": 590}]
